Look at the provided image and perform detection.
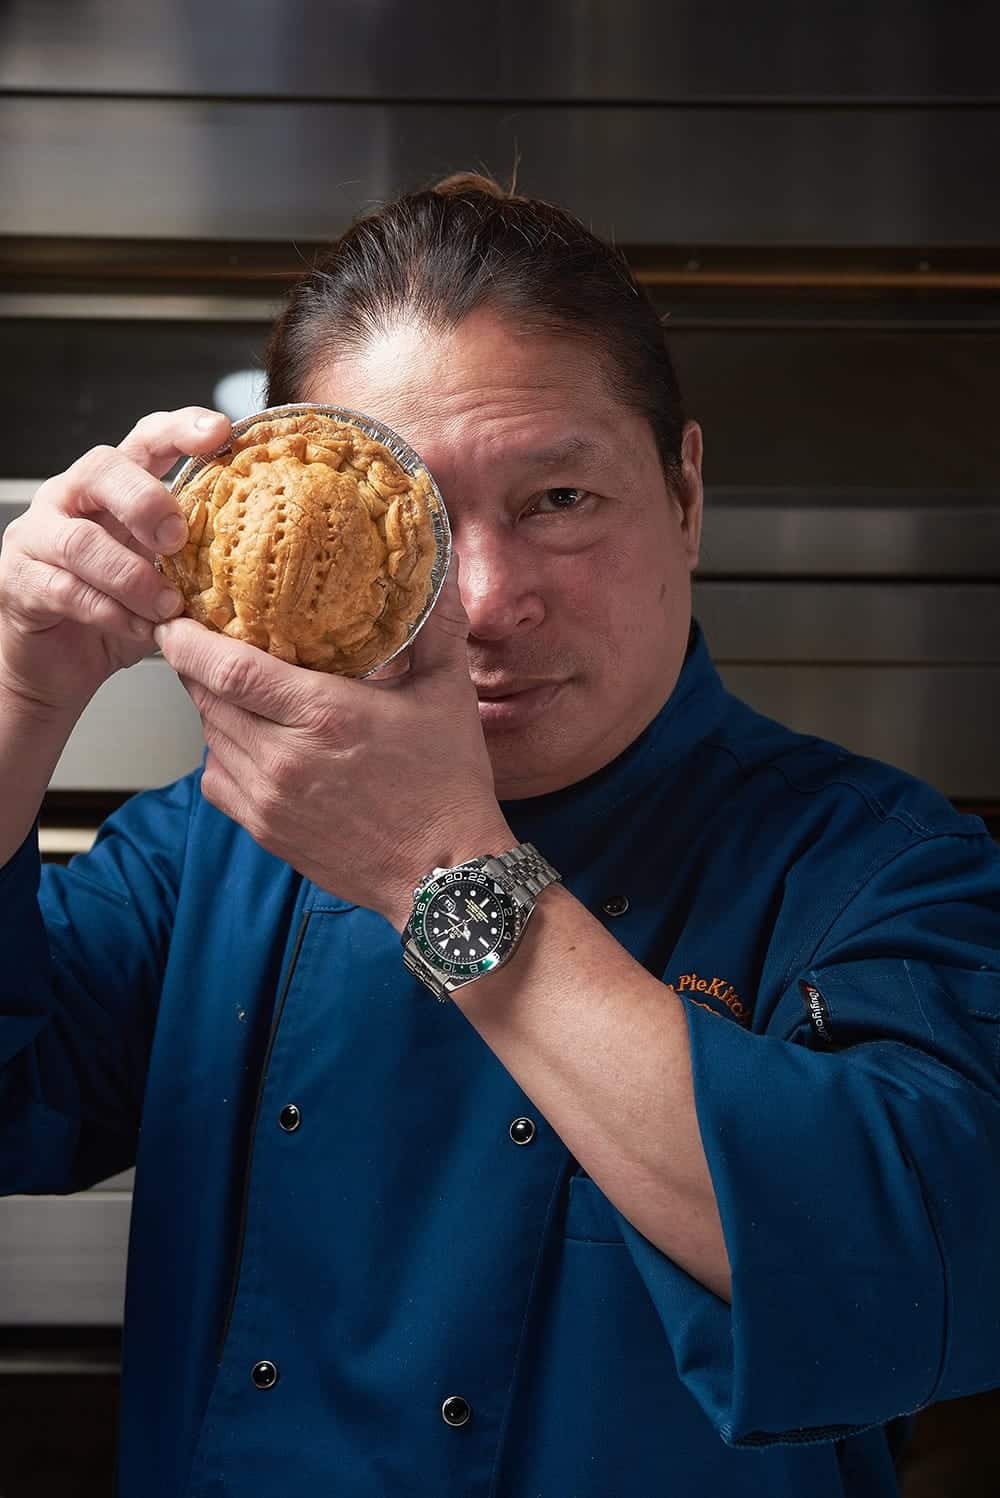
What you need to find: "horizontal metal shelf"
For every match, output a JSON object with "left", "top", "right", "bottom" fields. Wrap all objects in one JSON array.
[
  {"left": 695, "top": 582, "right": 1000, "bottom": 661},
  {"left": 0, "top": 1194, "right": 129, "bottom": 1326},
  {"left": 4, "top": 98, "right": 1000, "bottom": 244},
  {"left": 4, "top": 0, "right": 998, "bottom": 102},
  {"left": 718, "top": 663, "right": 1000, "bottom": 800},
  {"left": 698, "top": 492, "right": 1000, "bottom": 577}
]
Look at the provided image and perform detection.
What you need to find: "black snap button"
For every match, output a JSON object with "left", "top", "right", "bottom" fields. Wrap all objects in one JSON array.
[
  {"left": 602, "top": 895, "right": 630, "bottom": 917},
  {"left": 509, "top": 1116, "right": 536, "bottom": 1146},
  {"left": 441, "top": 1394, "right": 471, "bottom": 1427},
  {"left": 251, "top": 1360, "right": 279, "bottom": 1390},
  {"left": 278, "top": 1104, "right": 301, "bottom": 1133}
]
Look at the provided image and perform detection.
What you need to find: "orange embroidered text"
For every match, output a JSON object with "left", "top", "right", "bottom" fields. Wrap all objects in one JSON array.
[{"left": 675, "top": 972, "right": 749, "bottom": 1025}]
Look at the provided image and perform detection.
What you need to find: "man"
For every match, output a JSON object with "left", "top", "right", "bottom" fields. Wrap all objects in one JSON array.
[{"left": 1, "top": 176, "right": 999, "bottom": 1496}]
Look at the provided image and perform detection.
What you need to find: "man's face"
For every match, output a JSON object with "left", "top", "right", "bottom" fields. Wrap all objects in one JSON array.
[{"left": 307, "top": 309, "right": 703, "bottom": 800}]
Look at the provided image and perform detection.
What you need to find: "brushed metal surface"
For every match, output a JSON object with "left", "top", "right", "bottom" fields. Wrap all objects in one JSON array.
[
  {"left": 4, "top": 98, "right": 1000, "bottom": 244},
  {"left": 695, "top": 583, "right": 1000, "bottom": 661},
  {"left": 0, "top": 1346, "right": 120, "bottom": 1374},
  {"left": 0, "top": 292, "right": 281, "bottom": 321},
  {"left": 49, "top": 657, "right": 205, "bottom": 791},
  {"left": 719, "top": 664, "right": 1000, "bottom": 799},
  {"left": 2, "top": 0, "right": 996, "bottom": 100},
  {"left": 0, "top": 483, "right": 37, "bottom": 506},
  {"left": 698, "top": 492, "right": 1000, "bottom": 578},
  {"left": 672, "top": 329, "right": 1000, "bottom": 494},
  {"left": 0, "top": 1193, "right": 129, "bottom": 1325}
]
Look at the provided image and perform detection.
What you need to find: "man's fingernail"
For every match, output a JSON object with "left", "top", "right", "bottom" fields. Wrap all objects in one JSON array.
[
  {"left": 156, "top": 587, "right": 182, "bottom": 618},
  {"left": 155, "top": 515, "right": 187, "bottom": 551},
  {"left": 152, "top": 624, "right": 166, "bottom": 650},
  {"left": 195, "top": 412, "right": 221, "bottom": 431}
]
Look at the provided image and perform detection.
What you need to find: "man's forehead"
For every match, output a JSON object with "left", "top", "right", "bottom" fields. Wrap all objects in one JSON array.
[
  {"left": 310, "top": 368, "right": 631, "bottom": 493},
  {"left": 514, "top": 435, "right": 604, "bottom": 469},
  {"left": 307, "top": 314, "right": 622, "bottom": 447}
]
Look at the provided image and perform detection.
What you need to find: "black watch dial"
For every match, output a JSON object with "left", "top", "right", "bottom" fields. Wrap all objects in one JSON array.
[{"left": 413, "top": 868, "right": 520, "bottom": 979}]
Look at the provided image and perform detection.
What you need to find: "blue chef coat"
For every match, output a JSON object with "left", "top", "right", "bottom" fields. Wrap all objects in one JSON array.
[{"left": 3, "top": 625, "right": 1000, "bottom": 1496}]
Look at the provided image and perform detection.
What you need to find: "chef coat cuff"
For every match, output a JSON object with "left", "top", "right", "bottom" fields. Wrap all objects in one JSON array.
[{"left": 618, "top": 999, "right": 1000, "bottom": 1447}]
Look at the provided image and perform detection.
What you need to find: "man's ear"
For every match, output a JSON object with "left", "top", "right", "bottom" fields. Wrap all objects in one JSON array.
[{"left": 676, "top": 421, "right": 704, "bottom": 569}]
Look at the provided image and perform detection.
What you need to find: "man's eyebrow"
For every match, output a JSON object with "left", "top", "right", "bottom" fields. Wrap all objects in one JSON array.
[{"left": 517, "top": 436, "right": 605, "bottom": 469}]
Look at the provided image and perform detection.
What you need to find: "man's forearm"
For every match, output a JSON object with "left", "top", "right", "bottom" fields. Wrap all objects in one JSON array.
[
  {"left": 449, "top": 882, "right": 732, "bottom": 1301},
  {"left": 0, "top": 680, "right": 79, "bottom": 866}
]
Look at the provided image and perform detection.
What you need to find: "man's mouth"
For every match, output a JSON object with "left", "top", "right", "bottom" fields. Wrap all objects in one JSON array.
[
  {"left": 474, "top": 680, "right": 557, "bottom": 700},
  {"left": 472, "top": 679, "right": 566, "bottom": 724}
]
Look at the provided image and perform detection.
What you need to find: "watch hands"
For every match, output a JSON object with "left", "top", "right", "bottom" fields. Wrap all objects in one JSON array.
[{"left": 436, "top": 898, "right": 494, "bottom": 950}]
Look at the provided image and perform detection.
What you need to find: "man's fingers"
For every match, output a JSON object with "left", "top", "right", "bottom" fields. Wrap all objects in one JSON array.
[
  {"left": 181, "top": 674, "right": 265, "bottom": 755},
  {"left": 112, "top": 407, "right": 229, "bottom": 554},
  {"left": 365, "top": 652, "right": 412, "bottom": 685},
  {"left": 46, "top": 408, "right": 232, "bottom": 561},
  {"left": 5, "top": 555, "right": 157, "bottom": 644},
  {"left": 117, "top": 407, "right": 231, "bottom": 481},
  {"left": 198, "top": 713, "right": 259, "bottom": 790},
  {"left": 199, "top": 743, "right": 257, "bottom": 830},
  {"left": 21, "top": 516, "right": 182, "bottom": 625},
  {"left": 156, "top": 617, "right": 320, "bottom": 725},
  {"left": 408, "top": 556, "right": 471, "bottom": 678}
]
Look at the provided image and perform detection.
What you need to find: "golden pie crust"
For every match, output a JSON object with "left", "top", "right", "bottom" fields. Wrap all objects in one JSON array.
[{"left": 158, "top": 410, "right": 440, "bottom": 675}]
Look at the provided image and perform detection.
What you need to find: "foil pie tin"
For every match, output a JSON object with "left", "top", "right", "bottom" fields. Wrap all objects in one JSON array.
[{"left": 167, "top": 402, "right": 452, "bottom": 677}]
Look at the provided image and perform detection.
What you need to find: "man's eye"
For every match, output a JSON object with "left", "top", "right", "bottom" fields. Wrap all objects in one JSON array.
[{"left": 531, "top": 487, "right": 589, "bottom": 514}]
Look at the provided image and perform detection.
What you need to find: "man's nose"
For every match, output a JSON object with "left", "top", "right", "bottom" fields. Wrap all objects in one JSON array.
[{"left": 455, "top": 530, "right": 545, "bottom": 641}]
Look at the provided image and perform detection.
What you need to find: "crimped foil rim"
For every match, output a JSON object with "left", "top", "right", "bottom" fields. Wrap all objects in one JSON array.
[{"left": 168, "top": 402, "right": 452, "bottom": 678}]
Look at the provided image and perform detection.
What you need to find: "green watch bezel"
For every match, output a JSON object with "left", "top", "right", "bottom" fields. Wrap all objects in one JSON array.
[{"left": 409, "top": 865, "right": 526, "bottom": 982}]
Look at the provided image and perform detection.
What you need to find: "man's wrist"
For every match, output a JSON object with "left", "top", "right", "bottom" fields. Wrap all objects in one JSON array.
[
  {"left": 0, "top": 679, "right": 84, "bottom": 754},
  {"left": 0, "top": 654, "right": 89, "bottom": 731},
  {"left": 383, "top": 809, "right": 516, "bottom": 932}
]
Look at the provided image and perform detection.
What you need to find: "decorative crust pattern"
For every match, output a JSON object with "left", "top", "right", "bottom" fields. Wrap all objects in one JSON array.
[{"left": 159, "top": 411, "right": 440, "bottom": 675}]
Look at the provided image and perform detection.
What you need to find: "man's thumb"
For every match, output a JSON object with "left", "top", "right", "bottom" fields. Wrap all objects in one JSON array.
[{"left": 409, "top": 556, "right": 470, "bottom": 675}]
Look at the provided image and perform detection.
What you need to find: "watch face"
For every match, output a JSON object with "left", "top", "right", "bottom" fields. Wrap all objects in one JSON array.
[{"left": 413, "top": 868, "right": 520, "bottom": 979}]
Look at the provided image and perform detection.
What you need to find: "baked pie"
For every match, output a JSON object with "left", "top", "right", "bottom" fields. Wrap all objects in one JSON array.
[{"left": 159, "top": 409, "right": 442, "bottom": 675}]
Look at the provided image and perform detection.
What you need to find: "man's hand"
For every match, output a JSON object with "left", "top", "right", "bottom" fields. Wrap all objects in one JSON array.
[
  {"left": 153, "top": 564, "right": 513, "bottom": 926},
  {"left": 0, "top": 407, "right": 231, "bottom": 716}
]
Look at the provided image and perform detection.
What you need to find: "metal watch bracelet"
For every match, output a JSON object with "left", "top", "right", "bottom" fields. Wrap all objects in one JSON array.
[{"left": 481, "top": 843, "right": 561, "bottom": 904}]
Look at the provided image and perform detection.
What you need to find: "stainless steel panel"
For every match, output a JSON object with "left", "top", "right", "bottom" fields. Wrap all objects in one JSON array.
[
  {"left": 95, "top": 1170, "right": 133, "bottom": 1192},
  {"left": 719, "top": 664, "right": 1000, "bottom": 799},
  {"left": 674, "top": 328, "right": 1000, "bottom": 494},
  {"left": 0, "top": 484, "right": 37, "bottom": 509},
  {"left": 4, "top": 98, "right": 1000, "bottom": 244},
  {"left": 2, "top": 319, "right": 269, "bottom": 479},
  {"left": 2, "top": 0, "right": 996, "bottom": 100},
  {"left": 0, "top": 1344, "right": 120, "bottom": 1374},
  {"left": 0, "top": 292, "right": 280, "bottom": 322},
  {"left": 0, "top": 1193, "right": 129, "bottom": 1325},
  {"left": 695, "top": 582, "right": 1000, "bottom": 662},
  {"left": 50, "top": 657, "right": 205, "bottom": 791},
  {"left": 699, "top": 493, "right": 1000, "bottom": 577}
]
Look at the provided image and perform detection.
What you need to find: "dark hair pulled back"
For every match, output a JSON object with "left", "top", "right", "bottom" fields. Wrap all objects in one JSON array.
[{"left": 266, "top": 172, "right": 686, "bottom": 479}]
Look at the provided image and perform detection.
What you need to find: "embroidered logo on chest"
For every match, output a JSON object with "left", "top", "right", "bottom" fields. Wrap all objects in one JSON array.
[{"left": 669, "top": 971, "right": 751, "bottom": 1026}]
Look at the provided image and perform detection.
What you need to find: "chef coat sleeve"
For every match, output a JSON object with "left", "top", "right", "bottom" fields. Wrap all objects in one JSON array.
[
  {"left": 619, "top": 828, "right": 1000, "bottom": 1447},
  {"left": 0, "top": 774, "right": 195, "bottom": 1195}
]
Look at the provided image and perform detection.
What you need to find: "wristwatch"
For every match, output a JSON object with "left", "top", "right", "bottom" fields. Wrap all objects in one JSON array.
[{"left": 402, "top": 842, "right": 562, "bottom": 1001}]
